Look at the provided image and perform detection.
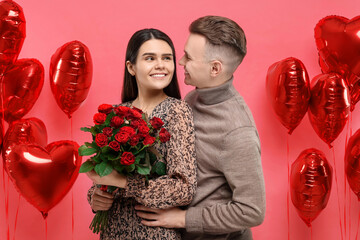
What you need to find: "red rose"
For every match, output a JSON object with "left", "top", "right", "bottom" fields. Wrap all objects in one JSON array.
[
  {"left": 120, "top": 152, "right": 135, "bottom": 166},
  {"left": 93, "top": 113, "right": 107, "bottom": 125},
  {"left": 130, "top": 119, "right": 147, "bottom": 129},
  {"left": 102, "top": 127, "right": 113, "bottom": 137},
  {"left": 149, "top": 117, "right": 164, "bottom": 130},
  {"left": 109, "top": 141, "right": 120, "bottom": 151},
  {"left": 137, "top": 124, "right": 150, "bottom": 138},
  {"left": 159, "top": 128, "right": 171, "bottom": 143},
  {"left": 115, "top": 126, "right": 135, "bottom": 144},
  {"left": 114, "top": 106, "right": 131, "bottom": 118},
  {"left": 132, "top": 106, "right": 143, "bottom": 114},
  {"left": 98, "top": 104, "right": 113, "bottom": 114},
  {"left": 129, "top": 135, "right": 140, "bottom": 146},
  {"left": 95, "top": 133, "right": 108, "bottom": 147},
  {"left": 143, "top": 135, "right": 155, "bottom": 146},
  {"left": 110, "top": 116, "right": 124, "bottom": 128},
  {"left": 115, "top": 131, "right": 130, "bottom": 144},
  {"left": 121, "top": 126, "right": 136, "bottom": 136},
  {"left": 128, "top": 108, "right": 143, "bottom": 120}
]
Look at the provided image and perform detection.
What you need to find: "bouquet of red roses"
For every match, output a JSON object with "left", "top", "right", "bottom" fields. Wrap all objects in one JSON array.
[{"left": 78, "top": 104, "right": 171, "bottom": 234}]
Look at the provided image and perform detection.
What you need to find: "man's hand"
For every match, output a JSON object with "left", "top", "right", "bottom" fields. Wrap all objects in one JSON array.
[
  {"left": 135, "top": 205, "right": 186, "bottom": 229},
  {"left": 90, "top": 186, "right": 115, "bottom": 212}
]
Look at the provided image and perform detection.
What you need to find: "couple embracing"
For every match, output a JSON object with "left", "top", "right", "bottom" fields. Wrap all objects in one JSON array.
[{"left": 86, "top": 15, "right": 266, "bottom": 240}]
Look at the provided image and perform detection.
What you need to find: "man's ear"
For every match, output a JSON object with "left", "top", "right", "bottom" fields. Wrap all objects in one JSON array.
[
  {"left": 126, "top": 61, "right": 135, "bottom": 76},
  {"left": 210, "top": 60, "right": 222, "bottom": 77}
]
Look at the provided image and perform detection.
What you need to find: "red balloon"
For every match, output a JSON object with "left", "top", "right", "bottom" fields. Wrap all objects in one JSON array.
[
  {"left": 345, "top": 129, "right": 360, "bottom": 200},
  {"left": 3, "top": 118, "right": 81, "bottom": 218},
  {"left": 0, "top": 59, "right": 44, "bottom": 122},
  {"left": 0, "top": 0, "right": 26, "bottom": 72},
  {"left": 266, "top": 57, "right": 311, "bottom": 134},
  {"left": 291, "top": 148, "right": 332, "bottom": 227},
  {"left": 315, "top": 15, "right": 360, "bottom": 110},
  {"left": 2, "top": 118, "right": 47, "bottom": 156},
  {"left": 50, "top": 40, "right": 92, "bottom": 118},
  {"left": 308, "top": 73, "right": 350, "bottom": 148}
]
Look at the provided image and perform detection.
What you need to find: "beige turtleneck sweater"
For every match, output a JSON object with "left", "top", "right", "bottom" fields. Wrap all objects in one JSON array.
[{"left": 183, "top": 78, "right": 266, "bottom": 240}]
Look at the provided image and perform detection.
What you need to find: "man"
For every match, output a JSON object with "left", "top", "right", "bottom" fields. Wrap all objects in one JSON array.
[{"left": 135, "top": 15, "right": 266, "bottom": 240}]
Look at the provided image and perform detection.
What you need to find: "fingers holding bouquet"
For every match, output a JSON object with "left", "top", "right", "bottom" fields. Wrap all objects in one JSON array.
[{"left": 91, "top": 186, "right": 115, "bottom": 212}]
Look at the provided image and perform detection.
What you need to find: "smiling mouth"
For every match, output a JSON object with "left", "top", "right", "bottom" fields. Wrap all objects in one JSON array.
[{"left": 150, "top": 73, "right": 167, "bottom": 78}]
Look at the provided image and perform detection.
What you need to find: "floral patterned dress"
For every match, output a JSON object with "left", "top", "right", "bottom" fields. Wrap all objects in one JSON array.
[{"left": 87, "top": 97, "right": 197, "bottom": 240}]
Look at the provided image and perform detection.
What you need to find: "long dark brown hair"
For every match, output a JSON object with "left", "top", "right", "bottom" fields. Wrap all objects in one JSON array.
[{"left": 121, "top": 29, "right": 181, "bottom": 103}]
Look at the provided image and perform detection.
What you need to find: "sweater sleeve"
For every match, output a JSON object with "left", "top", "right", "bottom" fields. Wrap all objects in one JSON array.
[
  {"left": 185, "top": 127, "right": 265, "bottom": 234},
  {"left": 123, "top": 101, "right": 197, "bottom": 209}
]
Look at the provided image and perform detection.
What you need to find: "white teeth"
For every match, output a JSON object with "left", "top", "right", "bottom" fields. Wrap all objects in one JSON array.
[{"left": 151, "top": 74, "right": 166, "bottom": 77}]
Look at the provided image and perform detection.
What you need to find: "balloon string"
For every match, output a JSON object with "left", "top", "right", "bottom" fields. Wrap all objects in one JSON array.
[
  {"left": 332, "top": 147, "right": 344, "bottom": 240},
  {"left": 0, "top": 73, "right": 9, "bottom": 240},
  {"left": 3, "top": 171, "right": 9, "bottom": 240},
  {"left": 286, "top": 133, "right": 290, "bottom": 240},
  {"left": 72, "top": 190, "right": 74, "bottom": 240},
  {"left": 70, "top": 117, "right": 73, "bottom": 141},
  {"left": 349, "top": 187, "right": 351, "bottom": 240},
  {"left": 12, "top": 194, "right": 20, "bottom": 240},
  {"left": 344, "top": 125, "right": 348, "bottom": 240},
  {"left": 356, "top": 203, "right": 360, "bottom": 240},
  {"left": 45, "top": 218, "right": 48, "bottom": 240}
]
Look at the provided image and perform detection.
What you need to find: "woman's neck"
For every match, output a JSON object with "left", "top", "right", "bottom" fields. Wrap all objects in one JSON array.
[{"left": 132, "top": 90, "right": 168, "bottom": 115}]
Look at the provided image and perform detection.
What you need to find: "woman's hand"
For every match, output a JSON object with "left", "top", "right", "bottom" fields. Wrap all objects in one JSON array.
[
  {"left": 90, "top": 186, "right": 115, "bottom": 211},
  {"left": 86, "top": 169, "right": 128, "bottom": 188}
]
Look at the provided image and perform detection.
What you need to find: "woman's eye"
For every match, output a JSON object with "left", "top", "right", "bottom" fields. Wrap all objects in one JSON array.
[
  {"left": 163, "top": 56, "right": 172, "bottom": 61},
  {"left": 145, "top": 57, "right": 154, "bottom": 61}
]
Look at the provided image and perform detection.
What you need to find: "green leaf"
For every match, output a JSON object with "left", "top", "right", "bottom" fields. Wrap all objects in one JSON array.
[
  {"left": 149, "top": 152, "right": 157, "bottom": 164},
  {"left": 114, "top": 164, "right": 125, "bottom": 173},
  {"left": 125, "top": 164, "right": 135, "bottom": 173},
  {"left": 78, "top": 145, "right": 98, "bottom": 156},
  {"left": 94, "top": 162, "right": 113, "bottom": 177},
  {"left": 101, "top": 146, "right": 111, "bottom": 154},
  {"left": 92, "top": 154, "right": 101, "bottom": 163},
  {"left": 104, "top": 111, "right": 116, "bottom": 126},
  {"left": 136, "top": 165, "right": 151, "bottom": 175},
  {"left": 153, "top": 161, "right": 166, "bottom": 176},
  {"left": 90, "top": 126, "right": 99, "bottom": 136},
  {"left": 80, "top": 127, "right": 92, "bottom": 132},
  {"left": 79, "top": 160, "right": 95, "bottom": 173}
]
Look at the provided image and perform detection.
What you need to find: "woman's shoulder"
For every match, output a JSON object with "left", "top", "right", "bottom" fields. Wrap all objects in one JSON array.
[
  {"left": 165, "top": 97, "right": 192, "bottom": 111},
  {"left": 113, "top": 101, "right": 132, "bottom": 108}
]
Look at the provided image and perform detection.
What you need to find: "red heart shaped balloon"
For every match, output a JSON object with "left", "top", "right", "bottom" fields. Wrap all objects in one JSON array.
[
  {"left": 0, "top": 0, "right": 26, "bottom": 73},
  {"left": 315, "top": 15, "right": 360, "bottom": 110},
  {"left": 3, "top": 118, "right": 81, "bottom": 218},
  {"left": 2, "top": 118, "right": 47, "bottom": 159},
  {"left": 266, "top": 57, "right": 311, "bottom": 134},
  {"left": 291, "top": 148, "right": 332, "bottom": 227},
  {"left": 0, "top": 59, "right": 44, "bottom": 122},
  {"left": 345, "top": 129, "right": 360, "bottom": 200},
  {"left": 308, "top": 73, "right": 350, "bottom": 148},
  {"left": 50, "top": 40, "right": 92, "bottom": 118}
]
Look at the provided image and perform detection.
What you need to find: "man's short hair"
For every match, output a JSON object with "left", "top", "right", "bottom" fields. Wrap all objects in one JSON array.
[{"left": 189, "top": 15, "right": 247, "bottom": 74}]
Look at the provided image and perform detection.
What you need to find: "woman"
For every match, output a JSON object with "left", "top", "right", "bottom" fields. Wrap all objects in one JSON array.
[{"left": 86, "top": 29, "right": 196, "bottom": 239}]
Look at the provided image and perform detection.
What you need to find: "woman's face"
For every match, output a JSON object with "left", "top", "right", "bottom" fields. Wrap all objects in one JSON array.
[{"left": 127, "top": 39, "right": 175, "bottom": 93}]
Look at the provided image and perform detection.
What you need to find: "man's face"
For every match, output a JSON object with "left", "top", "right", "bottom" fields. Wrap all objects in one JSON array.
[
  {"left": 0, "top": 1, "right": 26, "bottom": 67},
  {"left": 179, "top": 34, "right": 211, "bottom": 89}
]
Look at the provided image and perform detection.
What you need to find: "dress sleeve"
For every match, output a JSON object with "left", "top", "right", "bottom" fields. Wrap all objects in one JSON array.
[
  {"left": 185, "top": 127, "right": 266, "bottom": 234},
  {"left": 123, "top": 101, "right": 197, "bottom": 209},
  {"left": 87, "top": 184, "right": 95, "bottom": 205}
]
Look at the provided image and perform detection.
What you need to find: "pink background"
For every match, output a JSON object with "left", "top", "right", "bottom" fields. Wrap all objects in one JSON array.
[{"left": 0, "top": 0, "right": 360, "bottom": 239}]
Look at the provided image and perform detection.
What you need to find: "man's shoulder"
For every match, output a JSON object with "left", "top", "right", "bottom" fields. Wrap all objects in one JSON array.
[{"left": 184, "top": 90, "right": 197, "bottom": 104}]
